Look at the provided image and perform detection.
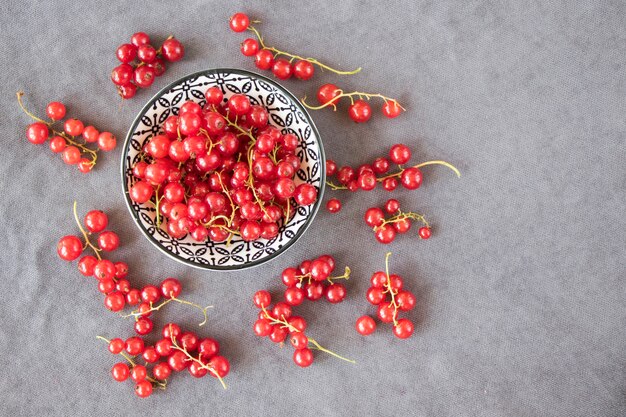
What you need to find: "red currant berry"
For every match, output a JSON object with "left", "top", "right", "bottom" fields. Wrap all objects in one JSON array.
[
  {"left": 98, "top": 231, "right": 119, "bottom": 252},
  {"left": 104, "top": 291, "right": 126, "bottom": 312},
  {"left": 389, "top": 144, "right": 411, "bottom": 165},
  {"left": 130, "top": 32, "right": 150, "bottom": 47},
  {"left": 168, "top": 350, "right": 189, "bottom": 371},
  {"left": 94, "top": 259, "right": 116, "bottom": 281},
  {"left": 111, "top": 63, "right": 134, "bottom": 86},
  {"left": 372, "top": 157, "right": 390, "bottom": 174},
  {"left": 116, "top": 43, "right": 137, "bottom": 63},
  {"left": 229, "top": 12, "right": 250, "bottom": 32},
  {"left": 326, "top": 160, "right": 337, "bottom": 176},
  {"left": 255, "top": 49, "right": 275, "bottom": 70},
  {"left": 293, "top": 60, "right": 314, "bottom": 80},
  {"left": 377, "top": 303, "right": 398, "bottom": 323},
  {"left": 155, "top": 338, "right": 173, "bottom": 357},
  {"left": 82, "top": 126, "right": 99, "bottom": 143},
  {"left": 325, "top": 283, "right": 347, "bottom": 303},
  {"left": 133, "top": 65, "right": 155, "bottom": 88},
  {"left": 375, "top": 224, "right": 396, "bottom": 244},
  {"left": 131, "top": 364, "right": 148, "bottom": 382},
  {"left": 142, "top": 346, "right": 160, "bottom": 363},
  {"left": 272, "top": 58, "right": 293, "bottom": 80},
  {"left": 208, "top": 356, "right": 230, "bottom": 378},
  {"left": 326, "top": 198, "right": 341, "bottom": 213},
  {"left": 348, "top": 100, "right": 372, "bottom": 123},
  {"left": 205, "top": 87, "right": 224, "bottom": 105},
  {"left": 254, "top": 318, "right": 273, "bottom": 337},
  {"left": 304, "top": 282, "right": 324, "bottom": 301},
  {"left": 198, "top": 338, "right": 219, "bottom": 360},
  {"left": 125, "top": 337, "right": 145, "bottom": 355},
  {"left": 161, "top": 38, "right": 185, "bottom": 62},
  {"left": 152, "top": 362, "right": 171, "bottom": 380},
  {"left": 384, "top": 199, "right": 400, "bottom": 214},
  {"left": 134, "top": 317, "right": 153, "bottom": 335},
  {"left": 382, "top": 100, "right": 403, "bottom": 118},
  {"left": 393, "top": 318, "right": 414, "bottom": 339},
  {"left": 253, "top": 290, "right": 271, "bottom": 308},
  {"left": 108, "top": 338, "right": 125, "bottom": 354},
  {"left": 418, "top": 226, "right": 432, "bottom": 239},
  {"left": 160, "top": 277, "right": 182, "bottom": 299},
  {"left": 310, "top": 259, "right": 331, "bottom": 281},
  {"left": 397, "top": 290, "right": 417, "bottom": 311},
  {"left": 61, "top": 146, "right": 81, "bottom": 165},
  {"left": 272, "top": 302, "right": 292, "bottom": 320},
  {"left": 134, "top": 380, "right": 153, "bottom": 398},
  {"left": 26, "top": 122, "right": 49, "bottom": 144},
  {"left": 364, "top": 207, "right": 385, "bottom": 228},
  {"left": 287, "top": 316, "right": 307, "bottom": 333},
  {"left": 290, "top": 333, "right": 308, "bottom": 349},
  {"left": 119, "top": 83, "right": 137, "bottom": 99},
  {"left": 356, "top": 315, "right": 376, "bottom": 335},
  {"left": 57, "top": 235, "right": 83, "bottom": 261},
  {"left": 64, "top": 119, "right": 84, "bottom": 136},
  {"left": 241, "top": 38, "right": 259, "bottom": 56},
  {"left": 46, "top": 101, "right": 66, "bottom": 120},
  {"left": 401, "top": 167, "right": 422, "bottom": 189},
  {"left": 293, "top": 348, "right": 313, "bottom": 367},
  {"left": 317, "top": 84, "right": 341, "bottom": 105},
  {"left": 357, "top": 171, "right": 377, "bottom": 190},
  {"left": 228, "top": 94, "right": 251, "bottom": 116},
  {"left": 49, "top": 136, "right": 66, "bottom": 153},
  {"left": 382, "top": 177, "right": 398, "bottom": 191},
  {"left": 137, "top": 44, "right": 157, "bottom": 63},
  {"left": 111, "top": 363, "right": 130, "bottom": 382},
  {"left": 77, "top": 255, "right": 97, "bottom": 276},
  {"left": 294, "top": 183, "right": 317, "bottom": 206},
  {"left": 141, "top": 285, "right": 161, "bottom": 303},
  {"left": 126, "top": 289, "right": 141, "bottom": 306},
  {"left": 393, "top": 218, "right": 411, "bottom": 234},
  {"left": 188, "top": 361, "right": 208, "bottom": 378},
  {"left": 98, "top": 132, "right": 117, "bottom": 151},
  {"left": 180, "top": 332, "right": 199, "bottom": 351},
  {"left": 366, "top": 287, "right": 386, "bottom": 305},
  {"left": 284, "top": 287, "right": 305, "bottom": 306},
  {"left": 129, "top": 180, "right": 154, "bottom": 204}
]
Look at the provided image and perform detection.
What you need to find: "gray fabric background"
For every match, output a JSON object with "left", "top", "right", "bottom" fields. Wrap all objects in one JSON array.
[{"left": 1, "top": 0, "right": 624, "bottom": 416}]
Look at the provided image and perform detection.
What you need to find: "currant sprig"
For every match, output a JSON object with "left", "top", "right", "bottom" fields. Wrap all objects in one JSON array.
[
  {"left": 122, "top": 295, "right": 213, "bottom": 326},
  {"left": 229, "top": 12, "right": 361, "bottom": 80},
  {"left": 17, "top": 92, "right": 117, "bottom": 172}
]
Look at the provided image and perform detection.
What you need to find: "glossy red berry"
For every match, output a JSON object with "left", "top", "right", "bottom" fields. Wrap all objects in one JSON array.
[
  {"left": 137, "top": 44, "right": 157, "bottom": 63},
  {"left": 253, "top": 290, "right": 271, "bottom": 308},
  {"left": 293, "top": 348, "right": 313, "bottom": 367},
  {"left": 108, "top": 338, "right": 125, "bottom": 354},
  {"left": 294, "top": 183, "right": 317, "bottom": 206},
  {"left": 375, "top": 224, "right": 396, "bottom": 244},
  {"left": 418, "top": 226, "right": 432, "bottom": 239},
  {"left": 26, "top": 122, "right": 49, "bottom": 144},
  {"left": 393, "top": 318, "right": 414, "bottom": 339},
  {"left": 130, "top": 32, "right": 150, "bottom": 47},
  {"left": 131, "top": 364, "right": 148, "bottom": 382},
  {"left": 364, "top": 207, "right": 384, "bottom": 228},
  {"left": 290, "top": 333, "right": 308, "bottom": 349},
  {"left": 160, "top": 277, "right": 182, "bottom": 298},
  {"left": 116, "top": 43, "right": 137, "bottom": 63},
  {"left": 98, "top": 231, "right": 119, "bottom": 252},
  {"left": 46, "top": 102, "right": 66, "bottom": 120},
  {"left": 348, "top": 100, "right": 372, "bottom": 123},
  {"left": 228, "top": 94, "right": 251, "bottom": 116},
  {"left": 57, "top": 235, "right": 83, "bottom": 261},
  {"left": 134, "top": 380, "right": 153, "bottom": 398},
  {"left": 64, "top": 119, "right": 84, "bottom": 136},
  {"left": 104, "top": 291, "right": 125, "bottom": 312},
  {"left": 133, "top": 65, "right": 155, "bottom": 88},
  {"left": 112, "top": 363, "right": 130, "bottom": 382},
  {"left": 272, "top": 58, "right": 293, "bottom": 80},
  {"left": 161, "top": 38, "right": 185, "bottom": 62},
  {"left": 134, "top": 317, "right": 153, "bottom": 335},
  {"left": 400, "top": 167, "right": 422, "bottom": 189},
  {"left": 382, "top": 100, "right": 403, "bottom": 118},
  {"left": 208, "top": 356, "right": 230, "bottom": 378},
  {"left": 389, "top": 144, "right": 411, "bottom": 165},
  {"left": 326, "top": 198, "right": 341, "bottom": 213},
  {"left": 317, "top": 84, "right": 341, "bottom": 106},
  {"left": 356, "top": 315, "right": 376, "bottom": 335},
  {"left": 293, "top": 60, "right": 314, "bottom": 80},
  {"left": 229, "top": 12, "right": 250, "bottom": 32},
  {"left": 111, "top": 64, "right": 134, "bottom": 86},
  {"left": 325, "top": 283, "right": 347, "bottom": 303},
  {"left": 255, "top": 49, "right": 274, "bottom": 70},
  {"left": 241, "top": 38, "right": 259, "bottom": 56}
]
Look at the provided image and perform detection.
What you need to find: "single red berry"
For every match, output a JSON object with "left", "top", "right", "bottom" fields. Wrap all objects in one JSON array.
[
  {"left": 375, "top": 224, "right": 396, "bottom": 244},
  {"left": 137, "top": 44, "right": 157, "bottom": 63},
  {"left": 116, "top": 43, "right": 137, "bottom": 63},
  {"left": 133, "top": 65, "right": 155, "bottom": 88},
  {"left": 205, "top": 87, "right": 224, "bottom": 105},
  {"left": 400, "top": 167, "right": 422, "bottom": 189},
  {"left": 304, "top": 282, "right": 324, "bottom": 301},
  {"left": 293, "top": 348, "right": 313, "bottom": 367},
  {"left": 64, "top": 119, "right": 84, "bottom": 136},
  {"left": 317, "top": 84, "right": 341, "bottom": 106},
  {"left": 180, "top": 332, "right": 199, "bottom": 351},
  {"left": 134, "top": 317, "right": 153, "bottom": 335},
  {"left": 310, "top": 259, "right": 331, "bottom": 281},
  {"left": 77, "top": 255, "right": 97, "bottom": 276},
  {"left": 148, "top": 58, "right": 166, "bottom": 76},
  {"left": 326, "top": 160, "right": 338, "bottom": 176},
  {"left": 382, "top": 177, "right": 398, "bottom": 191},
  {"left": 49, "top": 136, "right": 66, "bottom": 153},
  {"left": 389, "top": 144, "right": 411, "bottom": 165},
  {"left": 152, "top": 362, "right": 171, "bottom": 380},
  {"left": 26, "top": 122, "right": 49, "bottom": 144},
  {"left": 160, "top": 277, "right": 182, "bottom": 298},
  {"left": 393, "top": 318, "right": 415, "bottom": 339},
  {"left": 366, "top": 287, "right": 386, "bottom": 305},
  {"left": 253, "top": 290, "right": 271, "bottom": 308},
  {"left": 94, "top": 259, "right": 116, "bottom": 281},
  {"left": 356, "top": 315, "right": 376, "bottom": 335},
  {"left": 57, "top": 235, "right": 83, "bottom": 261},
  {"left": 294, "top": 183, "right": 317, "bottom": 205},
  {"left": 131, "top": 364, "right": 148, "bottom": 382},
  {"left": 130, "top": 32, "right": 150, "bottom": 47},
  {"left": 125, "top": 337, "right": 145, "bottom": 355},
  {"left": 254, "top": 318, "right": 273, "bottom": 337},
  {"left": 98, "top": 231, "right": 119, "bottom": 252},
  {"left": 168, "top": 350, "right": 188, "bottom": 371},
  {"left": 188, "top": 361, "right": 208, "bottom": 378},
  {"left": 208, "top": 356, "right": 230, "bottom": 378},
  {"left": 364, "top": 207, "right": 385, "bottom": 228},
  {"left": 255, "top": 49, "right": 274, "bottom": 70},
  {"left": 82, "top": 126, "right": 99, "bottom": 143},
  {"left": 272, "top": 58, "right": 293, "bottom": 80},
  {"left": 77, "top": 158, "right": 93, "bottom": 173},
  {"left": 84, "top": 210, "right": 108, "bottom": 233},
  {"left": 111, "top": 63, "right": 134, "bottom": 86},
  {"left": 129, "top": 180, "right": 154, "bottom": 204},
  {"left": 418, "top": 226, "right": 432, "bottom": 239},
  {"left": 118, "top": 83, "right": 137, "bottom": 99},
  {"left": 293, "top": 60, "right": 314, "bottom": 80},
  {"left": 396, "top": 290, "right": 417, "bottom": 311},
  {"left": 111, "top": 363, "right": 130, "bottom": 382},
  {"left": 229, "top": 12, "right": 250, "bottom": 32},
  {"left": 134, "top": 380, "right": 153, "bottom": 398},
  {"left": 290, "top": 333, "right": 309, "bottom": 349},
  {"left": 357, "top": 171, "right": 377, "bottom": 191},
  {"left": 228, "top": 94, "right": 251, "bottom": 116},
  {"left": 108, "top": 338, "right": 125, "bottom": 354},
  {"left": 372, "top": 157, "right": 390, "bottom": 174},
  {"left": 272, "top": 302, "right": 292, "bottom": 320},
  {"left": 61, "top": 146, "right": 81, "bottom": 165},
  {"left": 104, "top": 291, "right": 125, "bottom": 312},
  {"left": 46, "top": 101, "right": 66, "bottom": 120},
  {"left": 161, "top": 38, "right": 185, "bottom": 62},
  {"left": 393, "top": 218, "right": 412, "bottom": 234},
  {"left": 377, "top": 303, "right": 398, "bottom": 323},
  {"left": 325, "top": 283, "right": 347, "bottom": 303},
  {"left": 326, "top": 198, "right": 342, "bottom": 213},
  {"left": 198, "top": 338, "right": 219, "bottom": 360},
  {"left": 382, "top": 100, "right": 403, "bottom": 118},
  {"left": 348, "top": 100, "right": 372, "bottom": 123},
  {"left": 142, "top": 346, "right": 160, "bottom": 363},
  {"left": 284, "top": 287, "right": 305, "bottom": 306},
  {"left": 240, "top": 38, "right": 259, "bottom": 56}
]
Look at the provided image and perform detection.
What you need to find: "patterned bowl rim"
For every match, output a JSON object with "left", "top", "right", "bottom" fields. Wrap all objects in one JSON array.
[{"left": 120, "top": 68, "right": 326, "bottom": 271}]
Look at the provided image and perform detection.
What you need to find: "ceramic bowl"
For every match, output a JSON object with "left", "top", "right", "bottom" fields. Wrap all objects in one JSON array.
[{"left": 121, "top": 68, "right": 325, "bottom": 270}]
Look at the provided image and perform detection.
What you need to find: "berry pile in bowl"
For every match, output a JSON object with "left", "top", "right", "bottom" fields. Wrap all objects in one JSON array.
[{"left": 122, "top": 68, "right": 325, "bottom": 270}]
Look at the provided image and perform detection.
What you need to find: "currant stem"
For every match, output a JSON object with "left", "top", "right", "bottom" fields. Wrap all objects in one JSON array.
[
  {"left": 327, "top": 266, "right": 351, "bottom": 283},
  {"left": 123, "top": 296, "right": 213, "bottom": 326},
  {"left": 308, "top": 338, "right": 356, "bottom": 364},
  {"left": 247, "top": 26, "right": 361, "bottom": 75},
  {"left": 16, "top": 91, "right": 50, "bottom": 125},
  {"left": 73, "top": 201, "right": 102, "bottom": 260},
  {"left": 168, "top": 325, "right": 227, "bottom": 389},
  {"left": 384, "top": 252, "right": 399, "bottom": 326}
]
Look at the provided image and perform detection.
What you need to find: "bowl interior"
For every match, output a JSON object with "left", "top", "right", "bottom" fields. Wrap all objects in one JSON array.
[{"left": 121, "top": 69, "right": 325, "bottom": 270}]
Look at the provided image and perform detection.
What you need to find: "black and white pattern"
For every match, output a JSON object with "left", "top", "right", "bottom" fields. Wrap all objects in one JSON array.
[{"left": 121, "top": 69, "right": 325, "bottom": 270}]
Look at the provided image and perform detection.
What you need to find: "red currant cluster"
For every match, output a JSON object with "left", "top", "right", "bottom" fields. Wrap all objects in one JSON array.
[
  {"left": 325, "top": 144, "right": 460, "bottom": 193},
  {"left": 280, "top": 255, "right": 351, "bottom": 305},
  {"left": 57, "top": 203, "right": 213, "bottom": 319},
  {"left": 111, "top": 32, "right": 184, "bottom": 99},
  {"left": 229, "top": 12, "right": 361, "bottom": 81},
  {"left": 17, "top": 92, "right": 116, "bottom": 173},
  {"left": 364, "top": 198, "right": 430, "bottom": 244},
  {"left": 128, "top": 87, "right": 318, "bottom": 243},
  {"left": 356, "top": 253, "right": 416, "bottom": 339},
  {"left": 303, "top": 84, "right": 405, "bottom": 123},
  {"left": 101, "top": 322, "right": 229, "bottom": 398},
  {"left": 252, "top": 289, "right": 354, "bottom": 368}
]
